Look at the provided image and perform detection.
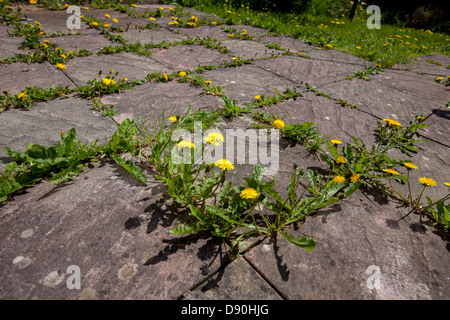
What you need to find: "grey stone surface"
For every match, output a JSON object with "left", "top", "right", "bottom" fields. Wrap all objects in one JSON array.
[
  {"left": 253, "top": 55, "right": 366, "bottom": 88},
  {"left": 52, "top": 33, "right": 119, "bottom": 53},
  {"left": 0, "top": 98, "right": 116, "bottom": 170},
  {"left": 177, "top": 26, "right": 231, "bottom": 40},
  {"left": 394, "top": 54, "right": 450, "bottom": 78},
  {"left": 64, "top": 53, "right": 169, "bottom": 85},
  {"left": 222, "top": 39, "right": 284, "bottom": 61},
  {"left": 100, "top": 81, "right": 223, "bottom": 122},
  {"left": 0, "top": 36, "right": 27, "bottom": 58},
  {"left": 245, "top": 188, "right": 450, "bottom": 300},
  {"left": 150, "top": 44, "right": 231, "bottom": 71},
  {"left": 0, "top": 62, "right": 75, "bottom": 93},
  {"left": 120, "top": 28, "right": 188, "bottom": 45},
  {"left": 0, "top": 161, "right": 224, "bottom": 299},
  {"left": 258, "top": 35, "right": 313, "bottom": 53},
  {"left": 183, "top": 257, "right": 282, "bottom": 300},
  {"left": 201, "top": 64, "right": 300, "bottom": 104}
]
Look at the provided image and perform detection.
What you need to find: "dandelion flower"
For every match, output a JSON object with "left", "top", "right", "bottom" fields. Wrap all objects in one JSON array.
[
  {"left": 131, "top": 4, "right": 137, "bottom": 7},
  {"left": 149, "top": 17, "right": 156, "bottom": 21},
  {"left": 435, "top": 77, "right": 444, "bottom": 81},
  {"left": 240, "top": 188, "right": 259, "bottom": 200},
  {"left": 382, "top": 118, "right": 401, "bottom": 127},
  {"left": 350, "top": 174, "right": 361, "bottom": 182},
  {"left": 403, "top": 162, "right": 418, "bottom": 170},
  {"left": 162, "top": 73, "right": 168, "bottom": 81},
  {"left": 333, "top": 176, "right": 346, "bottom": 183},
  {"left": 331, "top": 139, "right": 342, "bottom": 145},
  {"left": 168, "top": 115, "right": 177, "bottom": 122},
  {"left": 179, "top": 71, "right": 186, "bottom": 77},
  {"left": 104, "top": 24, "right": 110, "bottom": 28},
  {"left": 105, "top": 14, "right": 110, "bottom": 18},
  {"left": 176, "top": 140, "right": 195, "bottom": 149},
  {"left": 91, "top": 21, "right": 99, "bottom": 27},
  {"left": 102, "top": 78, "right": 115, "bottom": 85},
  {"left": 418, "top": 177, "right": 437, "bottom": 187},
  {"left": 254, "top": 95, "right": 261, "bottom": 100},
  {"left": 17, "top": 92, "right": 27, "bottom": 99},
  {"left": 232, "top": 57, "right": 239, "bottom": 61},
  {"left": 204, "top": 80, "right": 212, "bottom": 84},
  {"left": 383, "top": 169, "right": 400, "bottom": 176},
  {"left": 29, "top": 0, "right": 37, "bottom": 4},
  {"left": 336, "top": 156, "right": 347, "bottom": 164},
  {"left": 113, "top": 18, "right": 118, "bottom": 23},
  {"left": 273, "top": 119, "right": 285, "bottom": 129},
  {"left": 204, "top": 132, "right": 225, "bottom": 146},
  {"left": 56, "top": 63, "right": 66, "bottom": 70},
  {"left": 444, "top": 182, "right": 450, "bottom": 187},
  {"left": 214, "top": 159, "right": 234, "bottom": 171}
]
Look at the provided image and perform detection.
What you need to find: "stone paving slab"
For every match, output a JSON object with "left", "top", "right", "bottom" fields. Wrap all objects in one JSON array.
[
  {"left": 244, "top": 188, "right": 450, "bottom": 300},
  {"left": 0, "top": 98, "right": 116, "bottom": 171},
  {"left": 0, "top": 62, "right": 75, "bottom": 93},
  {"left": 19, "top": 5, "right": 90, "bottom": 34},
  {"left": 83, "top": 8, "right": 152, "bottom": 30},
  {"left": 51, "top": 33, "right": 119, "bottom": 53},
  {"left": 0, "top": 161, "right": 224, "bottom": 299},
  {"left": 394, "top": 54, "right": 450, "bottom": 78},
  {"left": 176, "top": 26, "right": 232, "bottom": 40},
  {"left": 120, "top": 28, "right": 188, "bottom": 45},
  {"left": 318, "top": 69, "right": 450, "bottom": 146},
  {"left": 264, "top": 92, "right": 380, "bottom": 146},
  {"left": 201, "top": 64, "right": 300, "bottom": 104},
  {"left": 182, "top": 257, "right": 283, "bottom": 300},
  {"left": 222, "top": 39, "right": 284, "bottom": 61},
  {"left": 253, "top": 55, "right": 368, "bottom": 89},
  {"left": 258, "top": 35, "right": 314, "bottom": 53},
  {"left": 0, "top": 35, "right": 27, "bottom": 58},
  {"left": 303, "top": 48, "right": 372, "bottom": 66},
  {"left": 100, "top": 81, "right": 223, "bottom": 122},
  {"left": 150, "top": 44, "right": 231, "bottom": 71},
  {"left": 63, "top": 52, "right": 169, "bottom": 85}
]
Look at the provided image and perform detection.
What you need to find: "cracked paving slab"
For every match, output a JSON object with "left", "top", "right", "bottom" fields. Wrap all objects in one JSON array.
[
  {"left": 221, "top": 39, "right": 284, "bottom": 61},
  {"left": 100, "top": 81, "right": 223, "bottom": 122},
  {"left": 0, "top": 97, "right": 117, "bottom": 171},
  {"left": 318, "top": 68, "right": 450, "bottom": 146},
  {"left": 0, "top": 160, "right": 225, "bottom": 299},
  {"left": 0, "top": 62, "right": 75, "bottom": 93},
  {"left": 63, "top": 52, "right": 169, "bottom": 85},
  {"left": 244, "top": 187, "right": 450, "bottom": 300},
  {"left": 120, "top": 28, "right": 189, "bottom": 45},
  {"left": 183, "top": 257, "right": 282, "bottom": 300},
  {"left": 253, "top": 55, "right": 367, "bottom": 88},
  {"left": 150, "top": 44, "right": 231, "bottom": 71},
  {"left": 201, "top": 64, "right": 300, "bottom": 104}
]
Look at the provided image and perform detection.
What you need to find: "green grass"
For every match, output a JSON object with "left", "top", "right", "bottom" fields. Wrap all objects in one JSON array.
[{"left": 182, "top": 0, "right": 449, "bottom": 67}]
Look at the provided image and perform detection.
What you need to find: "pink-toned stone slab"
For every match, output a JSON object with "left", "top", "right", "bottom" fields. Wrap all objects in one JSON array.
[
  {"left": 52, "top": 33, "right": 119, "bottom": 53},
  {"left": 222, "top": 39, "right": 284, "bottom": 61},
  {"left": 0, "top": 61, "right": 75, "bottom": 93},
  {"left": 151, "top": 44, "right": 231, "bottom": 70}
]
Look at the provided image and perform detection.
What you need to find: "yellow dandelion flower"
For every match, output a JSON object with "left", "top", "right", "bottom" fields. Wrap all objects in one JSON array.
[
  {"left": 162, "top": 73, "right": 168, "bottom": 81},
  {"left": 204, "top": 80, "right": 212, "bottom": 84},
  {"left": 29, "top": 0, "right": 37, "bottom": 4},
  {"left": 331, "top": 139, "right": 342, "bottom": 145},
  {"left": 214, "top": 159, "right": 234, "bottom": 171},
  {"left": 326, "top": 44, "right": 332, "bottom": 48},
  {"left": 403, "top": 162, "right": 418, "bottom": 170},
  {"left": 104, "top": 24, "right": 110, "bottom": 28},
  {"left": 350, "top": 174, "right": 361, "bottom": 182},
  {"left": 149, "top": 17, "right": 156, "bottom": 21},
  {"left": 204, "top": 132, "right": 225, "bottom": 146},
  {"left": 56, "top": 63, "right": 66, "bottom": 70},
  {"left": 168, "top": 115, "right": 177, "bottom": 122},
  {"left": 17, "top": 92, "right": 27, "bottom": 99},
  {"left": 91, "top": 22, "right": 99, "bottom": 27},
  {"left": 418, "top": 177, "right": 437, "bottom": 187},
  {"left": 105, "top": 14, "right": 110, "bottom": 18},
  {"left": 254, "top": 95, "right": 261, "bottom": 100},
  {"left": 240, "top": 188, "right": 259, "bottom": 200},
  {"left": 383, "top": 169, "right": 400, "bottom": 176},
  {"left": 179, "top": 71, "right": 186, "bottom": 77},
  {"left": 84, "top": 7, "right": 89, "bottom": 10},
  {"left": 273, "top": 119, "right": 285, "bottom": 129},
  {"left": 176, "top": 140, "right": 195, "bottom": 149},
  {"left": 333, "top": 176, "right": 346, "bottom": 183},
  {"left": 211, "top": 21, "right": 217, "bottom": 25},
  {"left": 232, "top": 57, "right": 239, "bottom": 61},
  {"left": 228, "top": 33, "right": 234, "bottom": 37},
  {"left": 435, "top": 77, "right": 444, "bottom": 81},
  {"left": 356, "top": 46, "right": 361, "bottom": 49},
  {"left": 382, "top": 118, "right": 401, "bottom": 127},
  {"left": 131, "top": 4, "right": 137, "bottom": 7},
  {"left": 336, "top": 156, "right": 347, "bottom": 164},
  {"left": 112, "top": 18, "right": 118, "bottom": 23},
  {"left": 444, "top": 182, "right": 450, "bottom": 187}
]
